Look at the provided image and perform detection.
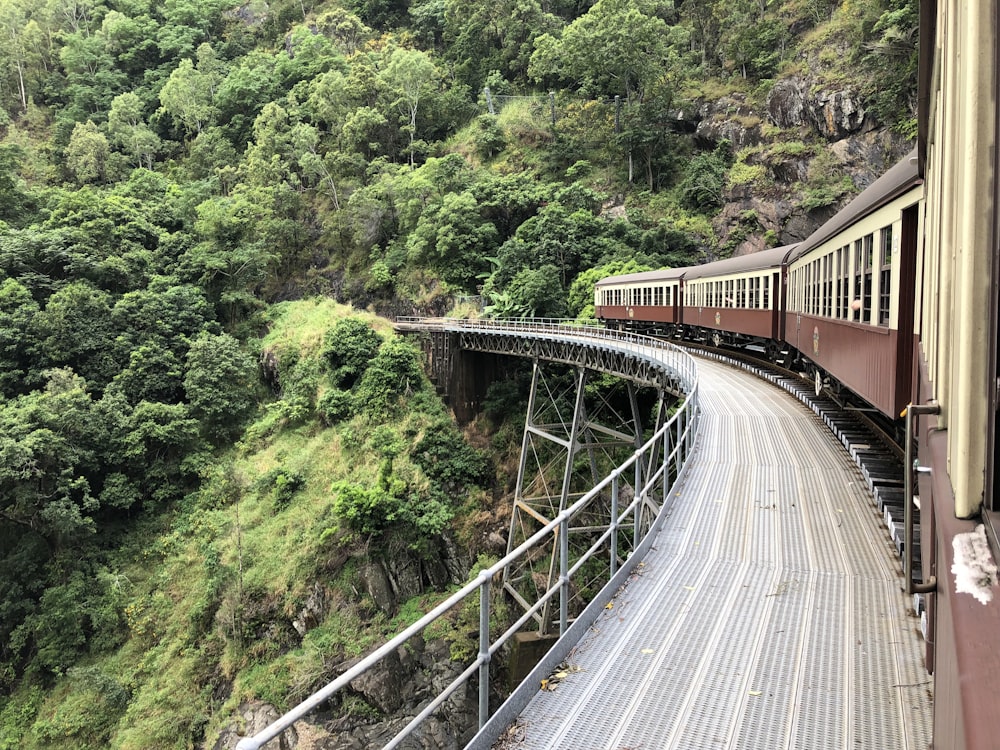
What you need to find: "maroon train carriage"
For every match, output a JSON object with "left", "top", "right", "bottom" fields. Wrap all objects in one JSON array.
[
  {"left": 680, "top": 244, "right": 796, "bottom": 351},
  {"left": 594, "top": 266, "right": 687, "bottom": 335},
  {"left": 783, "top": 151, "right": 923, "bottom": 418}
]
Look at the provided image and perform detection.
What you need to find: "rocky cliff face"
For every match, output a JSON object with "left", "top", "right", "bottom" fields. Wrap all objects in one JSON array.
[
  {"left": 207, "top": 531, "right": 491, "bottom": 750},
  {"left": 685, "top": 74, "right": 913, "bottom": 257},
  {"left": 212, "top": 633, "right": 481, "bottom": 750}
]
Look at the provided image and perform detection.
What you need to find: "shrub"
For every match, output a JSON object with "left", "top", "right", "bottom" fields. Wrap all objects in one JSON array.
[
  {"left": 317, "top": 388, "right": 354, "bottom": 425},
  {"left": 257, "top": 467, "right": 306, "bottom": 509},
  {"left": 354, "top": 339, "right": 424, "bottom": 420},
  {"left": 474, "top": 114, "right": 506, "bottom": 161},
  {"left": 412, "top": 422, "right": 488, "bottom": 488},
  {"left": 321, "top": 318, "right": 383, "bottom": 389},
  {"left": 332, "top": 481, "right": 393, "bottom": 535}
]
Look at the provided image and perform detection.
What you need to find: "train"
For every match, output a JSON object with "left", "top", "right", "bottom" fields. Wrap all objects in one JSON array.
[
  {"left": 595, "top": 0, "right": 1000, "bottom": 746},
  {"left": 594, "top": 150, "right": 921, "bottom": 423}
]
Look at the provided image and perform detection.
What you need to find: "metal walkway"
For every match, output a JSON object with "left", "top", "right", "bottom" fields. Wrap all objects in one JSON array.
[{"left": 502, "top": 357, "right": 933, "bottom": 750}]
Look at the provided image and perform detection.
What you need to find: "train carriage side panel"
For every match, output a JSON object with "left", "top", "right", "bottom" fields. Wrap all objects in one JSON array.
[
  {"left": 916, "top": 0, "right": 1000, "bottom": 746},
  {"left": 680, "top": 244, "right": 795, "bottom": 343},
  {"left": 595, "top": 268, "right": 685, "bottom": 331},
  {"left": 783, "top": 157, "right": 922, "bottom": 418}
]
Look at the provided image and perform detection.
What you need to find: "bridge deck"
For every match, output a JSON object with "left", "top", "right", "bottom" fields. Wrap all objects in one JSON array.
[{"left": 503, "top": 357, "right": 933, "bottom": 750}]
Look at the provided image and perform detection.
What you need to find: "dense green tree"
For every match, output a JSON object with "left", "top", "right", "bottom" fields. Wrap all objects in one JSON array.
[
  {"left": 0, "top": 369, "right": 103, "bottom": 544},
  {"left": 186, "top": 126, "right": 240, "bottom": 181},
  {"left": 716, "top": 0, "right": 786, "bottom": 80},
  {"left": 680, "top": 0, "right": 721, "bottom": 71},
  {"left": 100, "top": 8, "right": 162, "bottom": 80},
  {"left": 113, "top": 397, "right": 204, "bottom": 502},
  {"left": 529, "top": 0, "right": 670, "bottom": 101},
  {"left": 378, "top": 47, "right": 439, "bottom": 168},
  {"left": 110, "top": 278, "right": 215, "bottom": 360},
  {"left": 32, "top": 280, "right": 118, "bottom": 388},
  {"left": 314, "top": 6, "right": 373, "bottom": 54},
  {"left": 0, "top": 143, "right": 33, "bottom": 224},
  {"left": 158, "top": 57, "right": 217, "bottom": 136},
  {"left": 862, "top": 0, "right": 918, "bottom": 133},
  {"left": 181, "top": 188, "right": 279, "bottom": 323},
  {"left": 109, "top": 342, "right": 185, "bottom": 404},
  {"left": 442, "top": 0, "right": 561, "bottom": 89},
  {"left": 346, "top": 0, "right": 408, "bottom": 30},
  {"left": 0, "top": 0, "right": 45, "bottom": 114},
  {"left": 37, "top": 187, "right": 168, "bottom": 292},
  {"left": 276, "top": 24, "right": 345, "bottom": 89},
  {"left": 65, "top": 120, "right": 111, "bottom": 184},
  {"left": 107, "top": 91, "right": 161, "bottom": 169},
  {"left": 214, "top": 51, "right": 280, "bottom": 148},
  {"left": 183, "top": 331, "right": 257, "bottom": 441},
  {"left": 488, "top": 263, "right": 567, "bottom": 318},
  {"left": 405, "top": 190, "right": 499, "bottom": 290},
  {"left": 0, "top": 278, "right": 40, "bottom": 394},
  {"left": 472, "top": 172, "right": 548, "bottom": 241},
  {"left": 679, "top": 146, "right": 730, "bottom": 212}
]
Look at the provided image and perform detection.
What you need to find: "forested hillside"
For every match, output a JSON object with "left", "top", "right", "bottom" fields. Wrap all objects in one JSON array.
[{"left": 0, "top": 0, "right": 917, "bottom": 747}]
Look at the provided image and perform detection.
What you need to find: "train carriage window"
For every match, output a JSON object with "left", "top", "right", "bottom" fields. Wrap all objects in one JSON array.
[
  {"left": 805, "top": 263, "right": 816, "bottom": 315},
  {"left": 823, "top": 254, "right": 832, "bottom": 317},
  {"left": 817, "top": 259, "right": 824, "bottom": 316},
  {"left": 878, "top": 225, "right": 892, "bottom": 325},
  {"left": 763, "top": 273, "right": 770, "bottom": 309},
  {"left": 840, "top": 246, "right": 851, "bottom": 319},
  {"left": 862, "top": 234, "right": 873, "bottom": 323},
  {"left": 853, "top": 239, "right": 864, "bottom": 321},
  {"left": 833, "top": 249, "right": 840, "bottom": 318},
  {"left": 808, "top": 261, "right": 816, "bottom": 315},
  {"left": 808, "top": 261, "right": 814, "bottom": 315}
]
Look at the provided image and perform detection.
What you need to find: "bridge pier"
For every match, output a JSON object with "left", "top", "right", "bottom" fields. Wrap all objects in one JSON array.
[{"left": 413, "top": 330, "right": 507, "bottom": 423}]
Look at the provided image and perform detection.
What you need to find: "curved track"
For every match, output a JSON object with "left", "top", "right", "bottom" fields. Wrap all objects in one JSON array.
[{"left": 501, "top": 356, "right": 932, "bottom": 750}]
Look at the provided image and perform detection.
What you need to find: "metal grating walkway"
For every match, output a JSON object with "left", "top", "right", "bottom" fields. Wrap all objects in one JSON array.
[{"left": 504, "top": 357, "right": 933, "bottom": 750}]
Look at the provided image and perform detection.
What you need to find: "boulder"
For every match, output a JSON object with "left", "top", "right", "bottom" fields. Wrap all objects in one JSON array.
[{"left": 211, "top": 701, "right": 298, "bottom": 750}]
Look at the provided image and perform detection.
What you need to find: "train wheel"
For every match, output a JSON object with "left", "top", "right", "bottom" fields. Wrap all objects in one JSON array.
[{"left": 814, "top": 368, "right": 823, "bottom": 397}]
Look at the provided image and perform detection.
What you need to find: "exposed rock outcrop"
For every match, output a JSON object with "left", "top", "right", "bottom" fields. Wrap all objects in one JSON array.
[
  {"left": 209, "top": 633, "right": 482, "bottom": 750},
  {"left": 767, "top": 76, "right": 873, "bottom": 139}
]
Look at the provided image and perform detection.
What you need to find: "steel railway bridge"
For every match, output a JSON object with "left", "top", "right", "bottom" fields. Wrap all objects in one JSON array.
[{"left": 236, "top": 318, "right": 931, "bottom": 750}]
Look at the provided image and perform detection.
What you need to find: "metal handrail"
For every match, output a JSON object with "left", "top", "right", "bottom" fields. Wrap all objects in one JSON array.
[
  {"left": 235, "top": 318, "right": 699, "bottom": 750},
  {"left": 903, "top": 401, "right": 939, "bottom": 595}
]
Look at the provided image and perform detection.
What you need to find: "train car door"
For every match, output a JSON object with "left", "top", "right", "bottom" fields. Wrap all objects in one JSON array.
[{"left": 771, "top": 270, "right": 782, "bottom": 340}]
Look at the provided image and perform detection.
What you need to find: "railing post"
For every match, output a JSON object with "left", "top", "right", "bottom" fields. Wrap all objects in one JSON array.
[
  {"left": 478, "top": 571, "right": 491, "bottom": 728},
  {"left": 676, "top": 405, "right": 684, "bottom": 477},
  {"left": 559, "top": 515, "right": 570, "bottom": 636},
  {"left": 610, "top": 475, "right": 619, "bottom": 577}
]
